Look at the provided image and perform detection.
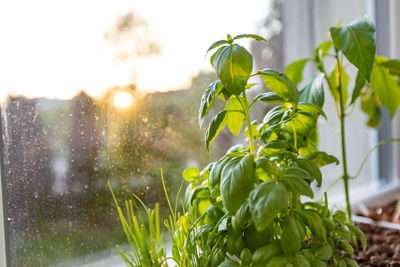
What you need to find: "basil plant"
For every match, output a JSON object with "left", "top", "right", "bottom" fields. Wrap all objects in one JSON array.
[{"left": 178, "top": 34, "right": 365, "bottom": 267}]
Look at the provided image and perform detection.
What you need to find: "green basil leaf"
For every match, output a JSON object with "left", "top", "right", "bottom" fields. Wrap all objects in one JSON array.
[
  {"left": 330, "top": 16, "right": 376, "bottom": 81},
  {"left": 264, "top": 106, "right": 285, "bottom": 129},
  {"left": 345, "top": 223, "right": 366, "bottom": 251},
  {"left": 240, "top": 248, "right": 252, "bottom": 265},
  {"left": 295, "top": 159, "right": 322, "bottom": 187},
  {"left": 284, "top": 58, "right": 311, "bottom": 87},
  {"left": 281, "top": 217, "right": 301, "bottom": 255},
  {"left": 225, "top": 98, "right": 245, "bottom": 136},
  {"left": 298, "top": 210, "right": 327, "bottom": 242},
  {"left": 205, "top": 110, "right": 227, "bottom": 151},
  {"left": 211, "top": 44, "right": 253, "bottom": 95},
  {"left": 209, "top": 157, "right": 232, "bottom": 191},
  {"left": 336, "top": 238, "right": 354, "bottom": 255},
  {"left": 266, "top": 256, "right": 293, "bottom": 267},
  {"left": 289, "top": 112, "right": 317, "bottom": 137},
  {"left": 292, "top": 254, "right": 311, "bottom": 267},
  {"left": 199, "top": 80, "right": 223, "bottom": 126},
  {"left": 281, "top": 168, "right": 314, "bottom": 198},
  {"left": 255, "top": 156, "right": 279, "bottom": 181},
  {"left": 233, "top": 33, "right": 268, "bottom": 43},
  {"left": 252, "top": 92, "right": 285, "bottom": 105},
  {"left": 379, "top": 58, "right": 400, "bottom": 76},
  {"left": 252, "top": 241, "right": 282, "bottom": 265},
  {"left": 298, "top": 103, "right": 327, "bottom": 119},
  {"left": 206, "top": 205, "right": 225, "bottom": 225},
  {"left": 305, "top": 151, "right": 339, "bottom": 167},
  {"left": 310, "top": 259, "right": 327, "bottom": 267},
  {"left": 314, "top": 243, "right": 333, "bottom": 261},
  {"left": 249, "top": 181, "right": 288, "bottom": 231},
  {"left": 221, "top": 155, "right": 255, "bottom": 214},
  {"left": 218, "top": 260, "right": 241, "bottom": 267},
  {"left": 232, "top": 200, "right": 250, "bottom": 232},
  {"left": 370, "top": 56, "right": 400, "bottom": 117},
  {"left": 182, "top": 167, "right": 200, "bottom": 182},
  {"left": 344, "top": 258, "right": 359, "bottom": 267},
  {"left": 243, "top": 222, "right": 272, "bottom": 252},
  {"left": 299, "top": 73, "right": 325, "bottom": 108},
  {"left": 207, "top": 40, "right": 229, "bottom": 54},
  {"left": 256, "top": 68, "right": 299, "bottom": 106}
]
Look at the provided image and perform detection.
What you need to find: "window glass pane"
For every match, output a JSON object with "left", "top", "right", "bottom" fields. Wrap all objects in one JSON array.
[{"left": 0, "top": 0, "right": 271, "bottom": 266}]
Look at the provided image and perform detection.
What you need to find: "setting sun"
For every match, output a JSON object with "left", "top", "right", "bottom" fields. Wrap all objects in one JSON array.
[{"left": 113, "top": 92, "right": 133, "bottom": 108}]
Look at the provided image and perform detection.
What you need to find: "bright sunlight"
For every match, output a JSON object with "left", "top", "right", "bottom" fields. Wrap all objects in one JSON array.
[{"left": 113, "top": 92, "right": 133, "bottom": 108}]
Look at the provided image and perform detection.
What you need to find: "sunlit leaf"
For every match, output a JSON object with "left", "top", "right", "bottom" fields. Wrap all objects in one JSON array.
[
  {"left": 211, "top": 44, "right": 253, "bottom": 95},
  {"left": 252, "top": 92, "right": 285, "bottom": 105},
  {"left": 370, "top": 56, "right": 400, "bottom": 117},
  {"left": 182, "top": 167, "right": 200, "bottom": 182},
  {"left": 256, "top": 69, "right": 299, "bottom": 106},
  {"left": 305, "top": 151, "right": 339, "bottom": 167},
  {"left": 199, "top": 80, "right": 223, "bottom": 126},
  {"left": 225, "top": 98, "right": 245, "bottom": 136},
  {"left": 284, "top": 58, "right": 310, "bottom": 87},
  {"left": 330, "top": 16, "right": 376, "bottom": 81},
  {"left": 206, "top": 39, "right": 229, "bottom": 54},
  {"left": 298, "top": 103, "right": 327, "bottom": 119},
  {"left": 205, "top": 110, "right": 227, "bottom": 151},
  {"left": 233, "top": 34, "right": 268, "bottom": 43}
]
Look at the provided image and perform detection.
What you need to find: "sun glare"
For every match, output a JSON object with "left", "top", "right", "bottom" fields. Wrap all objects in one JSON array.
[{"left": 113, "top": 92, "right": 133, "bottom": 109}]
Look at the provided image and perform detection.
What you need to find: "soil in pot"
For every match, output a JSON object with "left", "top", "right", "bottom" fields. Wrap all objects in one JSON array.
[{"left": 353, "top": 223, "right": 400, "bottom": 266}]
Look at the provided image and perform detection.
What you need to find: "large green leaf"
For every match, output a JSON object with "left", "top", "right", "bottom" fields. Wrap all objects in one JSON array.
[
  {"left": 299, "top": 73, "right": 325, "bottom": 108},
  {"left": 297, "top": 210, "right": 327, "bottom": 242},
  {"left": 281, "top": 167, "right": 313, "bottom": 198},
  {"left": 205, "top": 110, "right": 227, "bottom": 151},
  {"left": 298, "top": 103, "right": 327, "bottom": 119},
  {"left": 225, "top": 98, "right": 245, "bottom": 136},
  {"left": 199, "top": 80, "right": 223, "bottom": 126},
  {"left": 252, "top": 241, "right": 282, "bottom": 265},
  {"left": 220, "top": 154, "right": 255, "bottom": 214},
  {"left": 284, "top": 58, "right": 310, "bottom": 87},
  {"left": 211, "top": 44, "right": 253, "bottom": 95},
  {"left": 370, "top": 56, "right": 400, "bottom": 117},
  {"left": 209, "top": 157, "right": 232, "bottom": 191},
  {"left": 249, "top": 181, "right": 288, "bottom": 231},
  {"left": 280, "top": 217, "right": 301, "bottom": 255},
  {"left": 295, "top": 159, "right": 322, "bottom": 187},
  {"left": 256, "top": 69, "right": 299, "bottom": 106},
  {"left": 330, "top": 16, "right": 376, "bottom": 81}
]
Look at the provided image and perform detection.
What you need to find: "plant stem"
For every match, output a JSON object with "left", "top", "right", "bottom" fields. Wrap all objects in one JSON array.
[
  {"left": 335, "top": 52, "right": 352, "bottom": 221},
  {"left": 242, "top": 91, "right": 255, "bottom": 155}
]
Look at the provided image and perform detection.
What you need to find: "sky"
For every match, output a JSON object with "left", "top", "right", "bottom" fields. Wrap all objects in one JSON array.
[{"left": 0, "top": 0, "right": 269, "bottom": 101}]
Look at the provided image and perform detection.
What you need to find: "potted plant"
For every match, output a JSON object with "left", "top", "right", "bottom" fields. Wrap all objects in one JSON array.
[
  {"left": 111, "top": 33, "right": 367, "bottom": 266},
  {"left": 283, "top": 16, "right": 400, "bottom": 265}
]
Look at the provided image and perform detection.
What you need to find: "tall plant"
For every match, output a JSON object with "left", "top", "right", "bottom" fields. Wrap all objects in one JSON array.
[
  {"left": 113, "top": 32, "right": 368, "bottom": 266},
  {"left": 284, "top": 16, "right": 400, "bottom": 220}
]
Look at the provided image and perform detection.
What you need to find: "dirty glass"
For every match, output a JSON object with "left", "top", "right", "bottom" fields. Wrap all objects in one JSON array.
[{"left": 0, "top": 0, "right": 275, "bottom": 266}]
